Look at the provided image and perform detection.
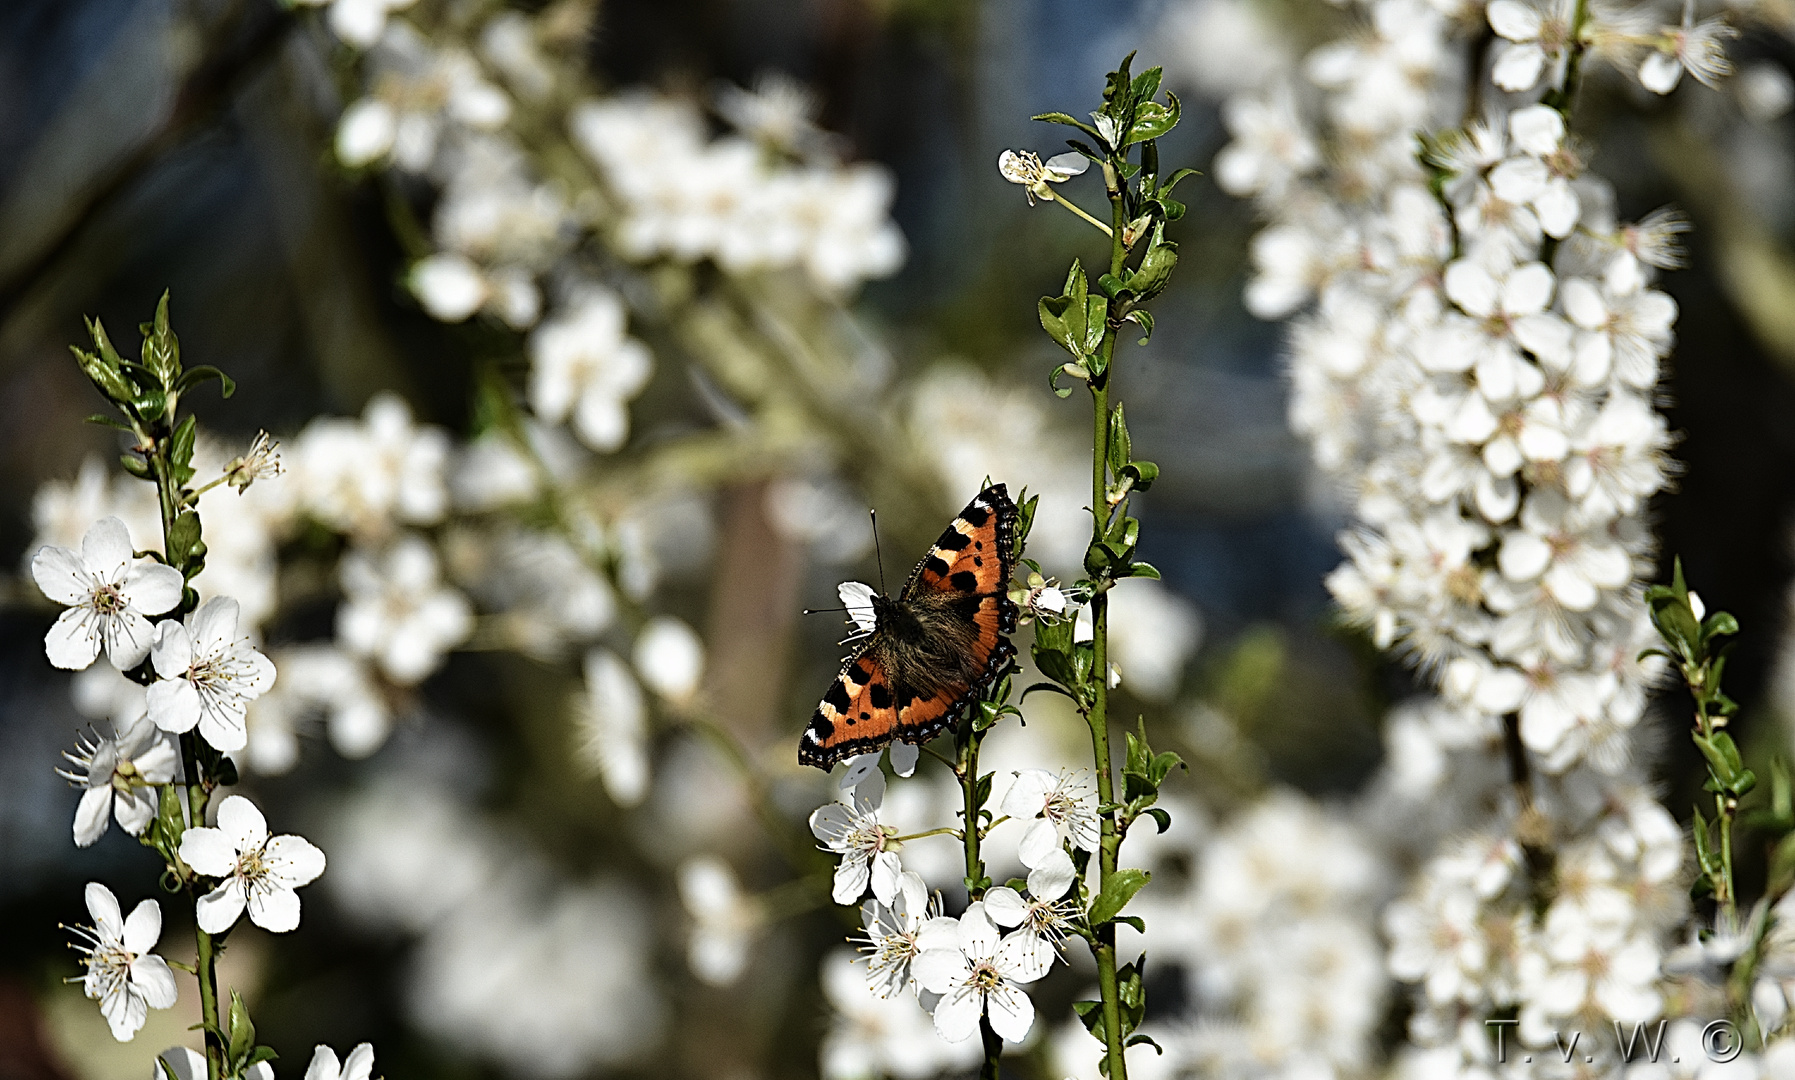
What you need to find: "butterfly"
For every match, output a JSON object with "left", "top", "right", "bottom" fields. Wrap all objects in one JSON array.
[{"left": 799, "top": 484, "right": 1020, "bottom": 770}]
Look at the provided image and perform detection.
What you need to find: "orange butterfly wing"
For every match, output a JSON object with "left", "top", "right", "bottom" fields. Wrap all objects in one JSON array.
[{"left": 799, "top": 485, "right": 1019, "bottom": 770}]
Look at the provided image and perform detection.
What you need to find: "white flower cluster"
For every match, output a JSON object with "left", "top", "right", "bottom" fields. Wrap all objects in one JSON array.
[
  {"left": 1115, "top": 792, "right": 1388, "bottom": 1080},
  {"left": 327, "top": 778, "right": 664, "bottom": 1077},
  {"left": 1192, "top": 0, "right": 1757, "bottom": 1066},
  {"left": 572, "top": 95, "right": 905, "bottom": 292},
  {"left": 807, "top": 766, "right": 1097, "bottom": 1050}
]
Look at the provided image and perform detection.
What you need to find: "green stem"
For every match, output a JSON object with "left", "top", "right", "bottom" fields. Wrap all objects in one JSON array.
[
  {"left": 145, "top": 415, "right": 224, "bottom": 1080},
  {"left": 1047, "top": 192, "right": 1115, "bottom": 236},
  {"left": 958, "top": 720, "right": 998, "bottom": 1077},
  {"left": 1083, "top": 174, "right": 1130, "bottom": 1080}
]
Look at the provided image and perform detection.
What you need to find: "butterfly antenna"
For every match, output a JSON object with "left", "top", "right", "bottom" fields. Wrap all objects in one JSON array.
[
  {"left": 801, "top": 606, "right": 853, "bottom": 615},
  {"left": 870, "top": 508, "right": 887, "bottom": 595}
]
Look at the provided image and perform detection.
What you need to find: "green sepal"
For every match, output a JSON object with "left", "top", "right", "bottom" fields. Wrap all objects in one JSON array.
[{"left": 226, "top": 990, "right": 255, "bottom": 1067}]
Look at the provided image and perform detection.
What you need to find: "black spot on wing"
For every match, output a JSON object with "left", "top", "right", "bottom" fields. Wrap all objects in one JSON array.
[
  {"left": 869, "top": 683, "right": 893, "bottom": 709},
  {"left": 894, "top": 684, "right": 919, "bottom": 710},
  {"left": 808, "top": 712, "right": 834, "bottom": 739},
  {"left": 924, "top": 556, "right": 951, "bottom": 578},
  {"left": 962, "top": 504, "right": 991, "bottom": 527},
  {"left": 935, "top": 528, "right": 972, "bottom": 551},
  {"left": 949, "top": 570, "right": 979, "bottom": 592},
  {"left": 824, "top": 680, "right": 853, "bottom": 712}
]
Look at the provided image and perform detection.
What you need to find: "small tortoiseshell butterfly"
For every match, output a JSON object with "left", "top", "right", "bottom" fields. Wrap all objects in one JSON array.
[{"left": 799, "top": 484, "right": 1019, "bottom": 770}]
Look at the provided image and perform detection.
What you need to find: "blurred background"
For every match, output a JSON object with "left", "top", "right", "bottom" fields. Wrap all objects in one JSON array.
[{"left": 3, "top": 1, "right": 1795, "bottom": 1079}]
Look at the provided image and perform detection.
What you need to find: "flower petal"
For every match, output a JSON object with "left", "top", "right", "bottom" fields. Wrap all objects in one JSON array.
[
  {"left": 120, "top": 561, "right": 184, "bottom": 617},
  {"left": 264, "top": 835, "right": 328, "bottom": 888},
  {"left": 985, "top": 982, "right": 1036, "bottom": 1043},
  {"left": 247, "top": 884, "right": 302, "bottom": 933},
  {"left": 148, "top": 678, "right": 201, "bottom": 734},
  {"left": 114, "top": 788, "right": 157, "bottom": 837},
  {"left": 999, "top": 930, "right": 1056, "bottom": 984},
  {"left": 832, "top": 853, "right": 872, "bottom": 905},
  {"left": 1000, "top": 770, "right": 1053, "bottom": 818},
  {"left": 911, "top": 948, "right": 969, "bottom": 995},
  {"left": 82, "top": 518, "right": 135, "bottom": 578},
  {"left": 195, "top": 880, "right": 247, "bottom": 935},
  {"left": 340, "top": 1044, "right": 376, "bottom": 1080},
  {"left": 31, "top": 545, "right": 90, "bottom": 605},
  {"left": 888, "top": 741, "right": 919, "bottom": 778},
  {"left": 189, "top": 597, "right": 240, "bottom": 660},
  {"left": 130, "top": 955, "right": 178, "bottom": 1009},
  {"left": 306, "top": 1046, "right": 343, "bottom": 1080},
  {"left": 151, "top": 622, "right": 192, "bottom": 681},
  {"left": 870, "top": 851, "right": 903, "bottom": 907},
  {"left": 74, "top": 785, "right": 113, "bottom": 847},
  {"left": 45, "top": 607, "right": 102, "bottom": 670},
  {"left": 931, "top": 984, "right": 984, "bottom": 1043},
  {"left": 123, "top": 898, "right": 162, "bottom": 954},
  {"left": 1017, "top": 818, "right": 1063, "bottom": 868},
  {"left": 982, "top": 887, "right": 1030, "bottom": 928},
  {"left": 103, "top": 609, "right": 157, "bottom": 671},
  {"left": 215, "top": 795, "right": 269, "bottom": 849},
  {"left": 198, "top": 703, "right": 248, "bottom": 754},
  {"left": 1026, "top": 851, "right": 1077, "bottom": 900},
  {"left": 957, "top": 902, "right": 1000, "bottom": 958},
  {"left": 85, "top": 882, "right": 124, "bottom": 942},
  {"left": 177, "top": 826, "right": 238, "bottom": 878}
]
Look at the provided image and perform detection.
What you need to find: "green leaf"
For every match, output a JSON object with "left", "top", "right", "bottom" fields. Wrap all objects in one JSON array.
[
  {"left": 1031, "top": 111, "right": 1103, "bottom": 140},
  {"left": 1703, "top": 611, "right": 1740, "bottom": 644},
  {"left": 72, "top": 346, "right": 132, "bottom": 404},
  {"left": 176, "top": 365, "right": 236, "bottom": 400},
  {"left": 1121, "top": 461, "right": 1159, "bottom": 491},
  {"left": 171, "top": 415, "right": 198, "bottom": 471},
  {"left": 1126, "top": 93, "right": 1180, "bottom": 144},
  {"left": 1120, "top": 560, "right": 1161, "bottom": 580},
  {"left": 1129, "top": 67, "right": 1163, "bottom": 107},
  {"left": 120, "top": 453, "right": 152, "bottom": 480},
  {"left": 244, "top": 1047, "right": 279, "bottom": 1069},
  {"left": 1089, "top": 868, "right": 1151, "bottom": 925},
  {"left": 1125, "top": 309, "right": 1154, "bottom": 344},
  {"left": 84, "top": 413, "right": 134, "bottom": 431},
  {"left": 1115, "top": 914, "right": 1146, "bottom": 933},
  {"left": 168, "top": 511, "right": 203, "bottom": 571},
  {"left": 1158, "top": 167, "right": 1201, "bottom": 195},
  {"left": 1125, "top": 1034, "right": 1164, "bottom": 1053},
  {"left": 1014, "top": 492, "right": 1039, "bottom": 559},
  {"left": 139, "top": 292, "right": 181, "bottom": 386},
  {"left": 1143, "top": 806, "right": 1172, "bottom": 833}
]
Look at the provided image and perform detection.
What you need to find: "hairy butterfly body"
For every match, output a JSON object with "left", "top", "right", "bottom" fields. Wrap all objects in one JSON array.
[{"left": 798, "top": 485, "right": 1019, "bottom": 770}]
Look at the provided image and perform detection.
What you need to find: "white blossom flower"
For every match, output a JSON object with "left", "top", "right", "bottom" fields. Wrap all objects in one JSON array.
[
  {"left": 409, "top": 253, "right": 489, "bottom": 322},
  {"left": 632, "top": 616, "right": 704, "bottom": 705},
  {"left": 32, "top": 517, "right": 184, "bottom": 671},
  {"left": 146, "top": 597, "right": 276, "bottom": 753},
  {"left": 981, "top": 885, "right": 1070, "bottom": 981},
  {"left": 69, "top": 883, "right": 177, "bottom": 1041},
  {"left": 60, "top": 715, "right": 179, "bottom": 848},
  {"left": 678, "top": 856, "right": 760, "bottom": 986},
  {"left": 819, "top": 948, "right": 982, "bottom": 1080},
  {"left": 997, "top": 150, "right": 1089, "bottom": 206},
  {"left": 527, "top": 289, "right": 653, "bottom": 452},
  {"left": 178, "top": 795, "right": 327, "bottom": 934},
  {"left": 811, "top": 771, "right": 903, "bottom": 906},
  {"left": 294, "top": 0, "right": 419, "bottom": 49},
  {"left": 1639, "top": 6, "right": 1737, "bottom": 94},
  {"left": 575, "top": 649, "right": 649, "bottom": 807},
  {"left": 303, "top": 1043, "right": 376, "bottom": 1080},
  {"left": 294, "top": 393, "right": 449, "bottom": 537},
  {"left": 1487, "top": 0, "right": 1578, "bottom": 92},
  {"left": 337, "top": 535, "right": 472, "bottom": 685},
  {"left": 1002, "top": 769, "right": 1100, "bottom": 898},
  {"left": 855, "top": 871, "right": 951, "bottom": 997},
  {"left": 912, "top": 901, "right": 1046, "bottom": 1043}
]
